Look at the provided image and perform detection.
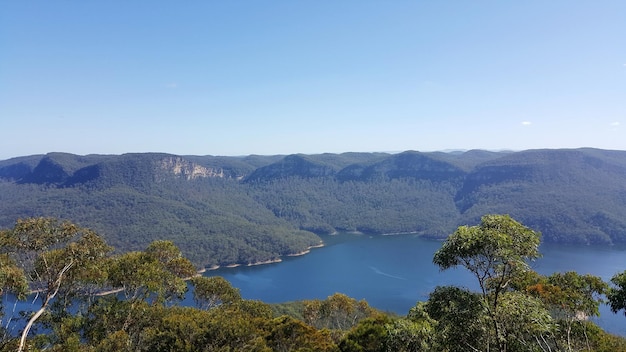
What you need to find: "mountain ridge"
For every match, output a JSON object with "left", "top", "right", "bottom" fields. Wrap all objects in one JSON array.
[{"left": 2, "top": 148, "right": 626, "bottom": 267}]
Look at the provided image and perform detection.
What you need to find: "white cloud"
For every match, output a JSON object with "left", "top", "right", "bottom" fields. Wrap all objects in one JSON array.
[
  {"left": 165, "top": 83, "right": 179, "bottom": 89},
  {"left": 521, "top": 121, "right": 532, "bottom": 126},
  {"left": 610, "top": 121, "right": 620, "bottom": 126}
]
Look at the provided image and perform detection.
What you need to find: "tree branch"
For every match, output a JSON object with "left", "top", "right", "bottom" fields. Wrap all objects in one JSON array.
[{"left": 18, "top": 261, "right": 73, "bottom": 352}]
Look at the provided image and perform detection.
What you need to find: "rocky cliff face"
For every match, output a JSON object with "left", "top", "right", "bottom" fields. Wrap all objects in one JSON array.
[
  {"left": 158, "top": 157, "right": 224, "bottom": 180},
  {"left": 1, "top": 154, "right": 230, "bottom": 186}
]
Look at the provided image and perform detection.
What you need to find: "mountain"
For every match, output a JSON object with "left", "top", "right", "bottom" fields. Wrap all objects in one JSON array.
[
  {"left": 336, "top": 151, "right": 467, "bottom": 182},
  {"left": 455, "top": 148, "right": 626, "bottom": 243},
  {"left": 245, "top": 154, "right": 337, "bottom": 182},
  {"left": 2, "top": 148, "right": 626, "bottom": 267}
]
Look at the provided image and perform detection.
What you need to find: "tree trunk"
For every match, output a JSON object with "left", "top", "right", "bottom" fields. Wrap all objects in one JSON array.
[{"left": 17, "top": 262, "right": 73, "bottom": 352}]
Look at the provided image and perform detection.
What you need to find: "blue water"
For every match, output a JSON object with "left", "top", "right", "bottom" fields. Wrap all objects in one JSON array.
[
  {"left": 4, "top": 234, "right": 626, "bottom": 336},
  {"left": 204, "top": 233, "right": 626, "bottom": 336},
  {"left": 204, "top": 234, "right": 473, "bottom": 312}
]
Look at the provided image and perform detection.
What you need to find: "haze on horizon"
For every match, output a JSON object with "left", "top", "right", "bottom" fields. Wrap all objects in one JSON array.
[{"left": 1, "top": 1, "right": 625, "bottom": 160}]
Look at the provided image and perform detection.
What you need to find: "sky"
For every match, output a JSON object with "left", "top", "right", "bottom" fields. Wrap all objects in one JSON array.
[{"left": 1, "top": 1, "right": 625, "bottom": 159}]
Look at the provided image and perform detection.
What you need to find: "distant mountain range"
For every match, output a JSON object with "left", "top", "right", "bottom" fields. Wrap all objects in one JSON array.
[{"left": 2, "top": 148, "right": 626, "bottom": 268}]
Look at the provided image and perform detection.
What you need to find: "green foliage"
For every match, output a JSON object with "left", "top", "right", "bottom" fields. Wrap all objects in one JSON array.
[
  {"left": 2, "top": 216, "right": 626, "bottom": 351},
  {"left": 384, "top": 317, "right": 436, "bottom": 352},
  {"left": 608, "top": 271, "right": 626, "bottom": 317},
  {"left": 0, "top": 165, "right": 323, "bottom": 268},
  {"left": 429, "top": 215, "right": 626, "bottom": 352},
  {"left": 235, "top": 299, "right": 274, "bottom": 320},
  {"left": 2, "top": 217, "right": 82, "bottom": 252},
  {"left": 520, "top": 271, "right": 610, "bottom": 351},
  {"left": 108, "top": 242, "right": 194, "bottom": 304},
  {"left": 0, "top": 254, "right": 28, "bottom": 300},
  {"left": 270, "top": 300, "right": 308, "bottom": 321},
  {"left": 578, "top": 321, "right": 626, "bottom": 352},
  {"left": 338, "top": 311, "right": 436, "bottom": 352},
  {"left": 541, "top": 272, "right": 607, "bottom": 319},
  {"left": 83, "top": 297, "right": 141, "bottom": 346},
  {"left": 139, "top": 307, "right": 221, "bottom": 352},
  {"left": 432, "top": 215, "right": 550, "bottom": 352},
  {"left": 145, "top": 240, "right": 197, "bottom": 278},
  {"left": 303, "top": 293, "right": 377, "bottom": 331},
  {"left": 456, "top": 149, "right": 626, "bottom": 245},
  {"left": 423, "top": 286, "right": 486, "bottom": 351},
  {"left": 493, "top": 292, "right": 555, "bottom": 351},
  {"left": 338, "top": 314, "right": 391, "bottom": 352},
  {"left": 4, "top": 149, "right": 626, "bottom": 270},
  {"left": 265, "top": 315, "right": 338, "bottom": 352},
  {"left": 0, "top": 218, "right": 113, "bottom": 352},
  {"left": 433, "top": 214, "right": 541, "bottom": 296},
  {"left": 189, "top": 276, "right": 241, "bottom": 310}
]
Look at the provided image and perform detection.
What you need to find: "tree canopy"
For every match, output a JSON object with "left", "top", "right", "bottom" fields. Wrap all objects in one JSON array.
[{"left": 1, "top": 215, "right": 626, "bottom": 351}]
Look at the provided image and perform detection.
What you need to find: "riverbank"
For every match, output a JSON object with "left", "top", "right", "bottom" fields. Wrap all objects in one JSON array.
[
  {"left": 206, "top": 242, "right": 325, "bottom": 271},
  {"left": 286, "top": 243, "right": 325, "bottom": 257}
]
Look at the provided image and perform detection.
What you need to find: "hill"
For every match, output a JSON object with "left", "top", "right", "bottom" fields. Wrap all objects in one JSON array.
[{"left": 2, "top": 148, "right": 626, "bottom": 267}]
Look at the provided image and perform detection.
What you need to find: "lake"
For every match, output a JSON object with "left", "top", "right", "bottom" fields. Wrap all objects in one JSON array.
[
  {"left": 203, "top": 233, "right": 626, "bottom": 336},
  {"left": 3, "top": 233, "right": 626, "bottom": 336}
]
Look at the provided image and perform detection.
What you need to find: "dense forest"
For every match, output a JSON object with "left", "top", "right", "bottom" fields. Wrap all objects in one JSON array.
[
  {"left": 2, "top": 148, "right": 626, "bottom": 268},
  {"left": 2, "top": 216, "right": 626, "bottom": 352}
]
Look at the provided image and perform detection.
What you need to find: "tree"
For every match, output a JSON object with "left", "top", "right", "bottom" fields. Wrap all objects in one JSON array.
[
  {"left": 138, "top": 306, "right": 215, "bottom": 352},
  {"left": 103, "top": 240, "right": 197, "bottom": 346},
  {"left": 493, "top": 292, "right": 554, "bottom": 351},
  {"left": 266, "top": 315, "right": 338, "bottom": 352},
  {"left": 526, "top": 271, "right": 607, "bottom": 351},
  {"left": 108, "top": 240, "right": 196, "bottom": 305},
  {"left": 338, "top": 314, "right": 391, "bottom": 352},
  {"left": 432, "top": 214, "right": 542, "bottom": 352},
  {"left": 303, "top": 293, "right": 376, "bottom": 331},
  {"left": 0, "top": 254, "right": 28, "bottom": 304},
  {"left": 423, "top": 286, "right": 485, "bottom": 352},
  {"left": 145, "top": 240, "right": 197, "bottom": 279},
  {"left": 384, "top": 315, "right": 435, "bottom": 352},
  {"left": 190, "top": 276, "right": 241, "bottom": 310},
  {"left": 0, "top": 217, "right": 112, "bottom": 352},
  {"left": 0, "top": 253, "right": 28, "bottom": 346},
  {"left": 607, "top": 271, "right": 626, "bottom": 317}
]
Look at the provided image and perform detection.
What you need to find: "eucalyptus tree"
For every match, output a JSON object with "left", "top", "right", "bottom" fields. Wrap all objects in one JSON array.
[
  {"left": 95, "top": 240, "right": 197, "bottom": 348},
  {"left": 608, "top": 271, "right": 626, "bottom": 317},
  {"left": 108, "top": 240, "right": 196, "bottom": 305},
  {"left": 384, "top": 314, "right": 436, "bottom": 352},
  {"left": 0, "top": 253, "right": 28, "bottom": 347},
  {"left": 303, "top": 293, "right": 376, "bottom": 331},
  {"left": 0, "top": 254, "right": 28, "bottom": 307},
  {"left": 432, "top": 214, "right": 547, "bottom": 352},
  {"left": 190, "top": 276, "right": 241, "bottom": 310},
  {"left": 266, "top": 315, "right": 339, "bottom": 352},
  {"left": 338, "top": 314, "right": 391, "bottom": 352},
  {"left": 0, "top": 217, "right": 112, "bottom": 352},
  {"left": 526, "top": 272, "right": 607, "bottom": 351},
  {"left": 423, "top": 286, "right": 485, "bottom": 351}
]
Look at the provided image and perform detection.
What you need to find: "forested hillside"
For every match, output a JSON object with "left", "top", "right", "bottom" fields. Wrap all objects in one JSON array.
[{"left": 1, "top": 148, "right": 626, "bottom": 268}]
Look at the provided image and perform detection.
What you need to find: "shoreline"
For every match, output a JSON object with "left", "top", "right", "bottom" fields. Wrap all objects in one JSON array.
[
  {"left": 206, "top": 242, "right": 325, "bottom": 271},
  {"left": 381, "top": 231, "right": 420, "bottom": 236},
  {"left": 286, "top": 243, "right": 325, "bottom": 257},
  {"left": 201, "top": 233, "right": 431, "bottom": 272}
]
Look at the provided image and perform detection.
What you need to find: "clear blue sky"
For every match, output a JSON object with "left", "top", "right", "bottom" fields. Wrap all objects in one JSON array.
[{"left": 1, "top": 1, "right": 625, "bottom": 159}]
